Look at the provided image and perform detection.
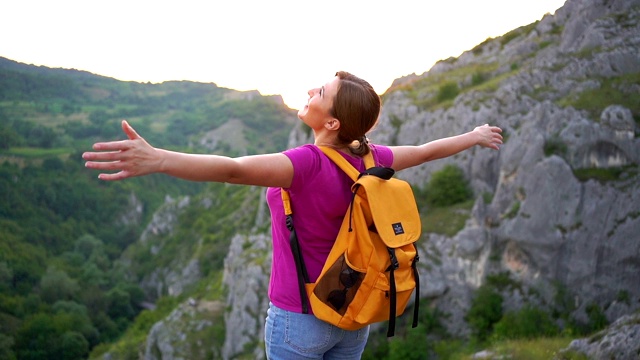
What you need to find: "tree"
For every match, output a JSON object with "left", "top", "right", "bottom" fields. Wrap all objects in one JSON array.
[
  {"left": 0, "top": 124, "right": 20, "bottom": 149},
  {"left": 106, "top": 287, "right": 135, "bottom": 320},
  {"left": 39, "top": 268, "right": 79, "bottom": 304},
  {"left": 15, "top": 313, "right": 61, "bottom": 360},
  {"left": 0, "top": 334, "right": 16, "bottom": 360},
  {"left": 0, "top": 262, "right": 12, "bottom": 292},
  {"left": 61, "top": 331, "right": 89, "bottom": 360},
  {"left": 74, "top": 234, "right": 103, "bottom": 261}
]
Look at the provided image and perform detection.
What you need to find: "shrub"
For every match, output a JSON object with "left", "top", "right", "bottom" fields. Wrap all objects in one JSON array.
[
  {"left": 616, "top": 290, "right": 631, "bottom": 305},
  {"left": 436, "top": 82, "right": 459, "bottom": 103},
  {"left": 387, "top": 324, "right": 430, "bottom": 360},
  {"left": 426, "top": 165, "right": 472, "bottom": 207},
  {"left": 486, "top": 272, "right": 520, "bottom": 291},
  {"left": 472, "top": 72, "right": 487, "bottom": 86},
  {"left": 544, "top": 135, "right": 568, "bottom": 157},
  {"left": 585, "top": 303, "right": 608, "bottom": 332},
  {"left": 466, "top": 286, "right": 503, "bottom": 342},
  {"left": 493, "top": 306, "right": 559, "bottom": 340}
]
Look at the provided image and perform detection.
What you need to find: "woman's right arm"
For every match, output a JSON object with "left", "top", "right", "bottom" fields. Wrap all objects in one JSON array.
[{"left": 82, "top": 120, "right": 294, "bottom": 188}]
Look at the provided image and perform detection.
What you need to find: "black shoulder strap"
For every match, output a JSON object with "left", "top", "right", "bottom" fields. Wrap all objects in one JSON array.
[{"left": 281, "top": 189, "right": 310, "bottom": 313}]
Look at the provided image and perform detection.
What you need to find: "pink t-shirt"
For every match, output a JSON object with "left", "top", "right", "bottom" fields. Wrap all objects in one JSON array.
[{"left": 266, "top": 144, "right": 393, "bottom": 313}]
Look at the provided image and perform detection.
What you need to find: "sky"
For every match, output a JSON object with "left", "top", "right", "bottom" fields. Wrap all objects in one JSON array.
[{"left": 2, "top": 0, "right": 567, "bottom": 110}]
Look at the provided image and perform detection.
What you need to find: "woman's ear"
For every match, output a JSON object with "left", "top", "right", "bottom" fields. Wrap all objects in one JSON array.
[{"left": 324, "top": 118, "right": 341, "bottom": 131}]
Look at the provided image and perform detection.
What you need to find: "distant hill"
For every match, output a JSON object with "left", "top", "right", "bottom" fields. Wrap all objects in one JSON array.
[
  {"left": 0, "top": 56, "right": 297, "bottom": 154},
  {"left": 0, "top": 57, "right": 297, "bottom": 360}
]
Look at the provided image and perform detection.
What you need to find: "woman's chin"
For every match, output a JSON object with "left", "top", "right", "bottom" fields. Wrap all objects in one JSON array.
[{"left": 297, "top": 106, "right": 308, "bottom": 119}]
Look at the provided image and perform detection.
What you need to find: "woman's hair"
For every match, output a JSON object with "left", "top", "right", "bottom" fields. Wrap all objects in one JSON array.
[{"left": 331, "top": 71, "right": 381, "bottom": 156}]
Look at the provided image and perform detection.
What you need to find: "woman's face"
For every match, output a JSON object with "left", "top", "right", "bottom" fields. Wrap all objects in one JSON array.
[{"left": 298, "top": 76, "right": 340, "bottom": 130}]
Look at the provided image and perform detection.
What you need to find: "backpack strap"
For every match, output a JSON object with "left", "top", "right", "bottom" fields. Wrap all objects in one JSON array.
[
  {"left": 387, "top": 248, "right": 399, "bottom": 337},
  {"left": 412, "top": 247, "right": 420, "bottom": 329},
  {"left": 318, "top": 146, "right": 375, "bottom": 180},
  {"left": 281, "top": 189, "right": 311, "bottom": 314}
]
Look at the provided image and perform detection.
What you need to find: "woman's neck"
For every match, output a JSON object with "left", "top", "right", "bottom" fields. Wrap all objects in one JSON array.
[{"left": 313, "top": 131, "right": 341, "bottom": 148}]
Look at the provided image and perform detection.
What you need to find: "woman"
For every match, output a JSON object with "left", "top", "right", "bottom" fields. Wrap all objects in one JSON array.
[{"left": 83, "top": 71, "right": 503, "bottom": 359}]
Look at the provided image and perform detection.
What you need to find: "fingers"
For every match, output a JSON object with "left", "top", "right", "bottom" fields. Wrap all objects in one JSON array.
[
  {"left": 83, "top": 150, "right": 125, "bottom": 161},
  {"left": 86, "top": 161, "right": 136, "bottom": 181},
  {"left": 89, "top": 139, "right": 132, "bottom": 152},
  {"left": 84, "top": 160, "right": 123, "bottom": 171},
  {"left": 98, "top": 171, "right": 130, "bottom": 181},
  {"left": 122, "top": 120, "right": 141, "bottom": 140},
  {"left": 83, "top": 159, "right": 131, "bottom": 181}
]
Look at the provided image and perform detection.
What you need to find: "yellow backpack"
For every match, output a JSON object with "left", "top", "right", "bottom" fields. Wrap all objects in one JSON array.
[{"left": 281, "top": 146, "right": 422, "bottom": 337}]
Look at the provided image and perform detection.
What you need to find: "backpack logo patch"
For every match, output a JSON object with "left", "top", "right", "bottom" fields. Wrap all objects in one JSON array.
[{"left": 392, "top": 222, "right": 405, "bottom": 235}]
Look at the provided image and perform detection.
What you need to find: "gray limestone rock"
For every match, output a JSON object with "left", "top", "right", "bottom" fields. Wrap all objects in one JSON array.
[
  {"left": 367, "top": 0, "right": 640, "bottom": 339},
  {"left": 221, "top": 233, "right": 271, "bottom": 360},
  {"left": 561, "top": 313, "right": 640, "bottom": 360}
]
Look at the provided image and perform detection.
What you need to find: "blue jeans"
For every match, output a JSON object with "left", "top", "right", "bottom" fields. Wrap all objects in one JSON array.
[{"left": 264, "top": 302, "right": 370, "bottom": 359}]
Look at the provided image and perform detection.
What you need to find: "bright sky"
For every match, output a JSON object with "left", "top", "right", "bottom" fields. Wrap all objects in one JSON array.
[{"left": 2, "top": 0, "right": 566, "bottom": 110}]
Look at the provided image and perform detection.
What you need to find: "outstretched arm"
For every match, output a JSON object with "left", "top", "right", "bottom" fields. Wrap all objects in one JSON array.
[
  {"left": 390, "top": 124, "right": 502, "bottom": 171},
  {"left": 82, "top": 120, "right": 294, "bottom": 188}
]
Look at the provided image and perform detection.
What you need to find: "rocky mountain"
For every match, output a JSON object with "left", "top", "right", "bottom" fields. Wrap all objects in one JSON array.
[
  {"left": 98, "top": 0, "right": 640, "bottom": 358},
  {"left": 371, "top": 0, "right": 640, "bottom": 337}
]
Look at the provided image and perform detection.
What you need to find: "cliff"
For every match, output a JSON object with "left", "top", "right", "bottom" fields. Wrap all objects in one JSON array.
[{"left": 368, "top": 0, "right": 640, "bottom": 337}]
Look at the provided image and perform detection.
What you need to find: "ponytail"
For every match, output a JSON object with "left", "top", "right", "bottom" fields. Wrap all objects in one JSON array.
[{"left": 348, "top": 135, "right": 370, "bottom": 156}]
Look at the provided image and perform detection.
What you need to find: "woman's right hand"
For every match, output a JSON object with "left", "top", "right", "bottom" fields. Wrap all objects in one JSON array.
[{"left": 83, "top": 120, "right": 163, "bottom": 181}]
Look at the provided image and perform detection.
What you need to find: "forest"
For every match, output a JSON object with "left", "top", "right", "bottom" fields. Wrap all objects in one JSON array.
[{"left": 0, "top": 56, "right": 296, "bottom": 360}]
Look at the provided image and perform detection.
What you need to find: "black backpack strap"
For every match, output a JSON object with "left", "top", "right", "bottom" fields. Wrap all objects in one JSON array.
[
  {"left": 386, "top": 247, "right": 400, "bottom": 337},
  {"left": 359, "top": 166, "right": 395, "bottom": 180},
  {"left": 412, "top": 246, "right": 420, "bottom": 328},
  {"left": 282, "top": 189, "right": 310, "bottom": 314}
]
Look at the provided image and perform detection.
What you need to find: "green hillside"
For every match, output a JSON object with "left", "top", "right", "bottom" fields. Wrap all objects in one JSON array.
[{"left": 0, "top": 57, "right": 296, "bottom": 360}]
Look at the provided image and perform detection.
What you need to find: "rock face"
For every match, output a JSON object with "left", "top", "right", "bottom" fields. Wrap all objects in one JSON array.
[
  {"left": 562, "top": 313, "right": 640, "bottom": 359},
  {"left": 134, "top": 196, "right": 203, "bottom": 301},
  {"left": 367, "top": 0, "right": 640, "bottom": 335},
  {"left": 144, "top": 299, "right": 226, "bottom": 360},
  {"left": 221, "top": 232, "right": 271, "bottom": 360}
]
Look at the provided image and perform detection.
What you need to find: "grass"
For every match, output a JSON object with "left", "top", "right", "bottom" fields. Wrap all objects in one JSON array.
[
  {"left": 573, "top": 166, "right": 636, "bottom": 183},
  {"left": 422, "top": 199, "right": 474, "bottom": 237},
  {"left": 482, "top": 337, "right": 583, "bottom": 360},
  {"left": 389, "top": 62, "right": 503, "bottom": 111},
  {"left": 556, "top": 72, "right": 640, "bottom": 121},
  {"left": 438, "top": 337, "right": 585, "bottom": 360}
]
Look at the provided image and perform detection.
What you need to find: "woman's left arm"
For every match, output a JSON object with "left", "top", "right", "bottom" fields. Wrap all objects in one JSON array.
[{"left": 389, "top": 124, "right": 502, "bottom": 171}]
